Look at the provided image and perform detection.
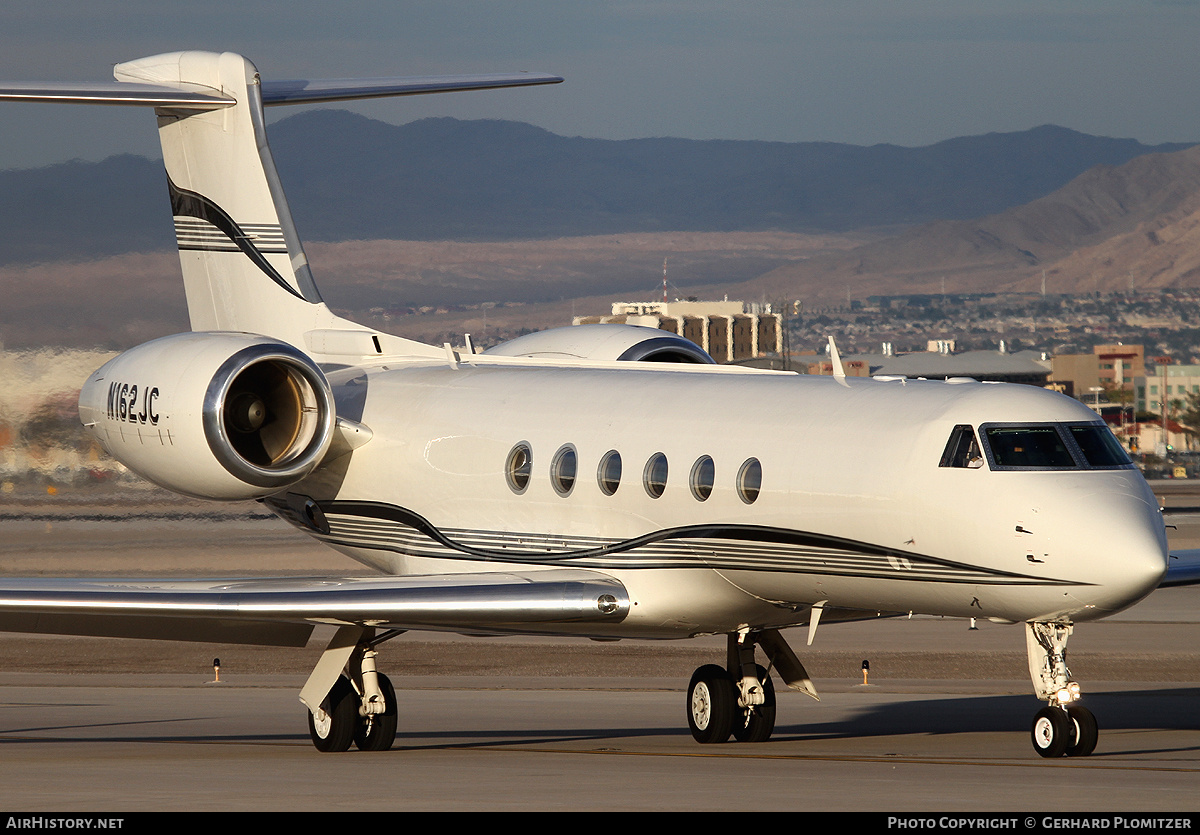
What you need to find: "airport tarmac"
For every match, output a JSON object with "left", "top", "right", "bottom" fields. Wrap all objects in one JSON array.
[{"left": 0, "top": 486, "right": 1198, "bottom": 811}]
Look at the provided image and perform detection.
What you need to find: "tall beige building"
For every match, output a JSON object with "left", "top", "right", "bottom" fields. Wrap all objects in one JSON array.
[
  {"left": 574, "top": 300, "right": 783, "bottom": 364},
  {"left": 1048, "top": 343, "right": 1144, "bottom": 400}
]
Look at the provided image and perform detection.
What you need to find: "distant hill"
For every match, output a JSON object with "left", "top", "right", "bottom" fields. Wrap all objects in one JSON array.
[
  {"left": 0, "top": 113, "right": 1190, "bottom": 266},
  {"left": 735, "top": 144, "right": 1200, "bottom": 303}
]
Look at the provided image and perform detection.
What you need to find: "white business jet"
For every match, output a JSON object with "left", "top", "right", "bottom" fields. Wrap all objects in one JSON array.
[{"left": 0, "top": 52, "right": 1182, "bottom": 757}]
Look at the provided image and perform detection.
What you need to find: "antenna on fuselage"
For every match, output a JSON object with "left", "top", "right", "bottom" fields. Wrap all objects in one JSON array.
[{"left": 827, "top": 336, "right": 846, "bottom": 379}]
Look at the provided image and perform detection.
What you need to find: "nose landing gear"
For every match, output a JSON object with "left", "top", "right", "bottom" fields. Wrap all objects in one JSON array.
[
  {"left": 1026, "top": 622, "right": 1098, "bottom": 758},
  {"left": 1031, "top": 704, "right": 1098, "bottom": 758}
]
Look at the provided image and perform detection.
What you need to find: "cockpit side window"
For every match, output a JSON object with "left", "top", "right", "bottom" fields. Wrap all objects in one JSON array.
[{"left": 939, "top": 425, "right": 984, "bottom": 468}]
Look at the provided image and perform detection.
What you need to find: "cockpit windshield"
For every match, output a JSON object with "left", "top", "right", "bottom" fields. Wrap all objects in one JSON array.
[
  {"left": 941, "top": 422, "right": 1133, "bottom": 471},
  {"left": 984, "top": 426, "right": 1076, "bottom": 469},
  {"left": 1067, "top": 424, "right": 1133, "bottom": 467}
]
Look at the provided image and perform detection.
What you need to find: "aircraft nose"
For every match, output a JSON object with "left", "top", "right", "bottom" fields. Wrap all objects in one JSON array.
[{"left": 1074, "top": 486, "right": 1167, "bottom": 614}]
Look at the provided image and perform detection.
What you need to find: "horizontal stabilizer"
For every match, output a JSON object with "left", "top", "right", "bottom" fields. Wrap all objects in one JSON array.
[
  {"left": 0, "top": 81, "right": 233, "bottom": 107},
  {"left": 261, "top": 72, "right": 562, "bottom": 105},
  {"left": 0, "top": 73, "right": 560, "bottom": 110},
  {"left": 0, "top": 570, "right": 629, "bottom": 646}
]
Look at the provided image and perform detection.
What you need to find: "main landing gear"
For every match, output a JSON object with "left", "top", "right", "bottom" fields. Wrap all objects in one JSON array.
[
  {"left": 1026, "top": 622, "right": 1098, "bottom": 758},
  {"left": 685, "top": 630, "right": 817, "bottom": 744},
  {"left": 302, "top": 626, "right": 401, "bottom": 753}
]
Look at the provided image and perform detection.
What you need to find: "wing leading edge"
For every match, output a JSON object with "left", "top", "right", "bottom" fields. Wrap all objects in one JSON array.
[
  {"left": 0, "top": 570, "right": 629, "bottom": 646},
  {"left": 1162, "top": 549, "right": 1200, "bottom": 587}
]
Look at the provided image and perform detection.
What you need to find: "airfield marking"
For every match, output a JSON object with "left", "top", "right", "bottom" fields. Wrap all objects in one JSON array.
[
  {"left": 4, "top": 729, "right": 1200, "bottom": 775},
  {"left": 454, "top": 745, "right": 1200, "bottom": 773}
]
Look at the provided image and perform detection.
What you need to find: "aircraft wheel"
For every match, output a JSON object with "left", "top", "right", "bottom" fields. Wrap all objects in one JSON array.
[
  {"left": 732, "top": 664, "right": 776, "bottom": 743},
  {"left": 1031, "top": 706, "right": 1070, "bottom": 758},
  {"left": 354, "top": 673, "right": 398, "bottom": 752},
  {"left": 1065, "top": 705, "right": 1098, "bottom": 757},
  {"left": 687, "top": 664, "right": 736, "bottom": 744},
  {"left": 308, "top": 675, "right": 357, "bottom": 752}
]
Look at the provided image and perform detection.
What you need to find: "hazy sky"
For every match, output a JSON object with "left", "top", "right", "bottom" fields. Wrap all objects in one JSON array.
[{"left": 4, "top": 1, "right": 1200, "bottom": 169}]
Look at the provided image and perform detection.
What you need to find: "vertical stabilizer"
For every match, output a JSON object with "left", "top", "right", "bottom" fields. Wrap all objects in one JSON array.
[
  {"left": 114, "top": 52, "right": 334, "bottom": 345},
  {"left": 1, "top": 52, "right": 559, "bottom": 361}
]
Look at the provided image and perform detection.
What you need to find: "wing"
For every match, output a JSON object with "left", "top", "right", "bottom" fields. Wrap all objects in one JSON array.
[
  {"left": 1162, "top": 549, "right": 1200, "bottom": 587},
  {"left": 0, "top": 569, "right": 629, "bottom": 646}
]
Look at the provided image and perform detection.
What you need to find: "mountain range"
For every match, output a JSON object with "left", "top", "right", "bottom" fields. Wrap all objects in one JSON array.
[
  {"left": 3, "top": 113, "right": 1200, "bottom": 348},
  {"left": 735, "top": 143, "right": 1200, "bottom": 305},
  {"left": 0, "top": 113, "right": 1191, "bottom": 267}
]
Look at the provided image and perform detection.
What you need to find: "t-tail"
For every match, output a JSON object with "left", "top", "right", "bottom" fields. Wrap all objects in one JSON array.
[{"left": 0, "top": 51, "right": 561, "bottom": 358}]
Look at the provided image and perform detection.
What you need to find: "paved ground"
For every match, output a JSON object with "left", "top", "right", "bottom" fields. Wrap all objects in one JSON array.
[
  {"left": 1, "top": 672, "right": 1199, "bottom": 811},
  {"left": 0, "top": 483, "right": 1198, "bottom": 810}
]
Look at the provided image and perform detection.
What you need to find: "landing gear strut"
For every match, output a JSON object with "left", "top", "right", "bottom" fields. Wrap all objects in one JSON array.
[
  {"left": 686, "top": 630, "right": 809, "bottom": 744},
  {"left": 302, "top": 626, "right": 403, "bottom": 752},
  {"left": 1026, "top": 622, "right": 1098, "bottom": 758}
]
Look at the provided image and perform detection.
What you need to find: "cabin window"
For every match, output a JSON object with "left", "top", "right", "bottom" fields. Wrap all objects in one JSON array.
[
  {"left": 505, "top": 442, "right": 532, "bottom": 494},
  {"left": 597, "top": 449, "right": 622, "bottom": 496},
  {"left": 644, "top": 452, "right": 668, "bottom": 499},
  {"left": 550, "top": 445, "right": 577, "bottom": 497},
  {"left": 940, "top": 425, "right": 984, "bottom": 468},
  {"left": 737, "top": 458, "right": 762, "bottom": 504},
  {"left": 690, "top": 455, "right": 715, "bottom": 501}
]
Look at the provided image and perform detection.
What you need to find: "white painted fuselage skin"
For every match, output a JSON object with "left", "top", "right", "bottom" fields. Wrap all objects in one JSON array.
[{"left": 285, "top": 360, "right": 1169, "bottom": 639}]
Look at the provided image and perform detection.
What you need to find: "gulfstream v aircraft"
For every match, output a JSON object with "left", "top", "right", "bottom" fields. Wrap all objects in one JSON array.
[{"left": 0, "top": 52, "right": 1184, "bottom": 757}]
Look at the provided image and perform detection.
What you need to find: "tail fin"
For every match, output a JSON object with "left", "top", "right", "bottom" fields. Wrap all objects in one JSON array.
[
  {"left": 116, "top": 52, "right": 324, "bottom": 341},
  {"left": 0, "top": 52, "right": 561, "bottom": 357}
]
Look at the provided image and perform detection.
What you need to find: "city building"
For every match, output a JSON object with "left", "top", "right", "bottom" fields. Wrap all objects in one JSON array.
[
  {"left": 573, "top": 300, "right": 783, "bottom": 364},
  {"left": 1048, "top": 343, "right": 1144, "bottom": 400},
  {"left": 1134, "top": 363, "right": 1200, "bottom": 415}
]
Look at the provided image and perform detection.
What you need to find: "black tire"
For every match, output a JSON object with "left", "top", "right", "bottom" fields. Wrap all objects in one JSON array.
[
  {"left": 354, "top": 673, "right": 398, "bottom": 752},
  {"left": 732, "top": 664, "right": 776, "bottom": 743},
  {"left": 1031, "top": 706, "right": 1071, "bottom": 758},
  {"left": 687, "top": 664, "right": 736, "bottom": 744},
  {"left": 1065, "top": 705, "right": 1098, "bottom": 757},
  {"left": 308, "top": 675, "right": 357, "bottom": 753}
]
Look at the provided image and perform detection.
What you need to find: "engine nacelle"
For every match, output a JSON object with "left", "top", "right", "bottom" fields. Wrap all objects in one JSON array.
[
  {"left": 79, "top": 333, "right": 336, "bottom": 500},
  {"left": 483, "top": 324, "right": 715, "bottom": 364}
]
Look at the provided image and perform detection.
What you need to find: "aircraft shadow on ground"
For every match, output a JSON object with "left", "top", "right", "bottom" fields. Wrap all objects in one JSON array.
[
  {"left": 3, "top": 688, "right": 1199, "bottom": 750},
  {"left": 774, "top": 687, "right": 1200, "bottom": 742}
]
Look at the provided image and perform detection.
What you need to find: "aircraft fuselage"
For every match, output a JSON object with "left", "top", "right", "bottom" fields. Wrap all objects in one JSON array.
[{"left": 270, "top": 360, "right": 1169, "bottom": 639}]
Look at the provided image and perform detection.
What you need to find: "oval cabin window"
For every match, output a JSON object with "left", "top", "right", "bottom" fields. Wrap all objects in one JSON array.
[
  {"left": 737, "top": 457, "right": 762, "bottom": 504},
  {"left": 643, "top": 452, "right": 668, "bottom": 499},
  {"left": 597, "top": 449, "right": 622, "bottom": 496},
  {"left": 551, "top": 445, "right": 577, "bottom": 497},
  {"left": 690, "top": 455, "right": 715, "bottom": 501},
  {"left": 505, "top": 442, "right": 532, "bottom": 494}
]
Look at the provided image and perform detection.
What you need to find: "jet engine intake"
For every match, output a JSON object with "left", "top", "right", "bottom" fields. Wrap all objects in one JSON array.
[{"left": 79, "top": 333, "right": 335, "bottom": 500}]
